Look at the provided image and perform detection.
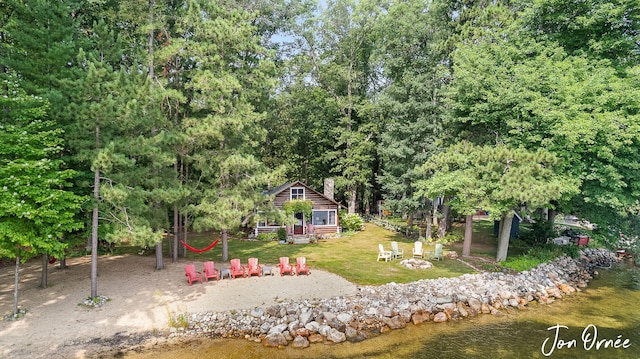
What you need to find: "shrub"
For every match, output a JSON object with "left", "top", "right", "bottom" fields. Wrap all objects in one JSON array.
[
  {"left": 276, "top": 227, "right": 288, "bottom": 241},
  {"left": 439, "top": 232, "right": 462, "bottom": 245},
  {"left": 257, "top": 233, "right": 278, "bottom": 241},
  {"left": 340, "top": 213, "right": 364, "bottom": 232},
  {"left": 519, "top": 220, "right": 556, "bottom": 247},
  {"left": 502, "top": 243, "right": 581, "bottom": 271},
  {"left": 557, "top": 243, "right": 580, "bottom": 258}
]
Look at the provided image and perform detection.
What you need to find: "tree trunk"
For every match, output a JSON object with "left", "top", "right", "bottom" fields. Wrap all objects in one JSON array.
[
  {"left": 446, "top": 208, "right": 453, "bottom": 233},
  {"left": 155, "top": 238, "right": 164, "bottom": 270},
  {"left": 406, "top": 215, "right": 413, "bottom": 237},
  {"left": 437, "top": 200, "right": 451, "bottom": 239},
  {"left": 221, "top": 229, "right": 229, "bottom": 262},
  {"left": 90, "top": 123, "right": 100, "bottom": 299},
  {"left": 432, "top": 200, "right": 438, "bottom": 226},
  {"left": 496, "top": 210, "right": 514, "bottom": 262},
  {"left": 443, "top": 197, "right": 453, "bottom": 233},
  {"left": 548, "top": 208, "right": 557, "bottom": 226},
  {"left": 348, "top": 185, "right": 357, "bottom": 214},
  {"left": 463, "top": 214, "right": 473, "bottom": 257},
  {"left": 13, "top": 256, "right": 20, "bottom": 316},
  {"left": 147, "top": 0, "right": 155, "bottom": 79},
  {"left": 423, "top": 204, "right": 432, "bottom": 239},
  {"left": 60, "top": 257, "right": 67, "bottom": 269},
  {"left": 424, "top": 217, "right": 433, "bottom": 240},
  {"left": 183, "top": 214, "right": 188, "bottom": 258},
  {"left": 173, "top": 204, "right": 179, "bottom": 262},
  {"left": 40, "top": 254, "right": 48, "bottom": 289}
]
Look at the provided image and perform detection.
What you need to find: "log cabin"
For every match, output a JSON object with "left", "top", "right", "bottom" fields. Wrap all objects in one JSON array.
[{"left": 254, "top": 179, "right": 345, "bottom": 237}]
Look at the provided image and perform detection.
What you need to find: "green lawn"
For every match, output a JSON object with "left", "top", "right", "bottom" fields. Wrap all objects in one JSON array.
[
  {"left": 107, "top": 217, "right": 593, "bottom": 285},
  {"left": 148, "top": 223, "right": 476, "bottom": 286}
]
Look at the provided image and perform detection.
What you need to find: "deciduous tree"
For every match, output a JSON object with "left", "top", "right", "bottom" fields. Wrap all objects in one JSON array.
[{"left": 0, "top": 77, "right": 84, "bottom": 315}]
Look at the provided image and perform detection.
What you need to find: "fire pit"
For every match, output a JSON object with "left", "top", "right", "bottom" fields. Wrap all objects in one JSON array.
[{"left": 399, "top": 258, "right": 433, "bottom": 269}]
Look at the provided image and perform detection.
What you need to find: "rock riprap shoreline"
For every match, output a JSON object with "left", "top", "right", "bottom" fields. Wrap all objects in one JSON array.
[{"left": 177, "top": 248, "right": 617, "bottom": 348}]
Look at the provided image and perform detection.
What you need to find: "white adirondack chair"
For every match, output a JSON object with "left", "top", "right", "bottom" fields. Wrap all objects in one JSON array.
[{"left": 377, "top": 244, "right": 392, "bottom": 262}]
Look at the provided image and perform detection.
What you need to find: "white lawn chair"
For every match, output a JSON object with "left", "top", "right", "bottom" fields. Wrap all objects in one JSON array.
[
  {"left": 377, "top": 244, "right": 392, "bottom": 262},
  {"left": 412, "top": 241, "right": 424, "bottom": 258},
  {"left": 391, "top": 241, "right": 404, "bottom": 259}
]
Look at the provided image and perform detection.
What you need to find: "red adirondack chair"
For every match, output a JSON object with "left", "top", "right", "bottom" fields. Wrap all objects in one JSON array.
[
  {"left": 203, "top": 261, "right": 220, "bottom": 282},
  {"left": 247, "top": 257, "right": 262, "bottom": 277},
  {"left": 230, "top": 259, "right": 246, "bottom": 279},
  {"left": 296, "top": 257, "right": 309, "bottom": 276},
  {"left": 279, "top": 257, "right": 294, "bottom": 276},
  {"left": 184, "top": 264, "right": 202, "bottom": 285}
]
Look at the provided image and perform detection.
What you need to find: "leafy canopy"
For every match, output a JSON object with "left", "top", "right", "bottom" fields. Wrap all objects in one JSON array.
[{"left": 0, "top": 77, "right": 85, "bottom": 260}]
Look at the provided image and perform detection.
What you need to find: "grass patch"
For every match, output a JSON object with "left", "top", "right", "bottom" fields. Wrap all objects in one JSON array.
[
  {"left": 154, "top": 223, "right": 475, "bottom": 286},
  {"left": 95, "top": 218, "right": 586, "bottom": 285},
  {"left": 500, "top": 255, "right": 547, "bottom": 272},
  {"left": 501, "top": 243, "right": 581, "bottom": 271}
]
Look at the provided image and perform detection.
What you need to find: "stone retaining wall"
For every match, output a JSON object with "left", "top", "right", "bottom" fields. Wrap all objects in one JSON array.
[{"left": 174, "top": 248, "right": 617, "bottom": 349}]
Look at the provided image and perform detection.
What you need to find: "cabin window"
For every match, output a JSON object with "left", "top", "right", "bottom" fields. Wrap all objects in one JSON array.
[
  {"left": 290, "top": 187, "right": 305, "bottom": 200},
  {"left": 312, "top": 210, "right": 336, "bottom": 226},
  {"left": 257, "top": 219, "right": 280, "bottom": 227}
]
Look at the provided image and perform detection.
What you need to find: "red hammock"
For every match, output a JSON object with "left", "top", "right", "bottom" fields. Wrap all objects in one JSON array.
[{"left": 180, "top": 238, "right": 220, "bottom": 254}]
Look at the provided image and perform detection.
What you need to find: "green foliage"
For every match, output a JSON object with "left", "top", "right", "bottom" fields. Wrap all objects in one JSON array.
[
  {"left": 438, "top": 232, "right": 463, "bottom": 245},
  {"left": 501, "top": 243, "right": 581, "bottom": 271},
  {"left": 166, "top": 307, "right": 189, "bottom": 329},
  {"left": 340, "top": 212, "right": 364, "bottom": 232},
  {"left": 282, "top": 199, "right": 313, "bottom": 219},
  {"left": 416, "top": 142, "right": 579, "bottom": 217},
  {"left": 3, "top": 308, "right": 28, "bottom": 321},
  {"left": 275, "top": 0, "right": 380, "bottom": 210},
  {"left": 444, "top": 0, "right": 640, "bottom": 233},
  {"left": 180, "top": 2, "right": 282, "bottom": 247},
  {"left": 257, "top": 232, "right": 278, "bottom": 241},
  {"left": 276, "top": 227, "right": 288, "bottom": 242},
  {"left": 558, "top": 244, "right": 581, "bottom": 259},
  {"left": 2, "top": 0, "right": 638, "bottom": 268},
  {"left": 519, "top": 0, "right": 640, "bottom": 67},
  {"left": 519, "top": 220, "right": 557, "bottom": 247},
  {"left": 375, "top": 0, "right": 445, "bottom": 219},
  {"left": 500, "top": 256, "right": 545, "bottom": 272},
  {"left": 0, "top": 77, "right": 84, "bottom": 260}
]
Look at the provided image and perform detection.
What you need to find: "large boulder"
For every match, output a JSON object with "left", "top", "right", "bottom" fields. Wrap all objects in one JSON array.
[
  {"left": 327, "top": 328, "right": 347, "bottom": 343},
  {"left": 262, "top": 333, "right": 288, "bottom": 348},
  {"left": 433, "top": 312, "right": 448, "bottom": 323},
  {"left": 291, "top": 335, "right": 310, "bottom": 349}
]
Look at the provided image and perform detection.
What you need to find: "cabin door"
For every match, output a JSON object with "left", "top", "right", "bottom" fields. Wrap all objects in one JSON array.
[{"left": 293, "top": 212, "right": 304, "bottom": 235}]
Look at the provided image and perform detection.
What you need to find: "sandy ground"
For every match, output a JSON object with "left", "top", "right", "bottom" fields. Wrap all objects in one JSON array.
[{"left": 0, "top": 255, "right": 358, "bottom": 358}]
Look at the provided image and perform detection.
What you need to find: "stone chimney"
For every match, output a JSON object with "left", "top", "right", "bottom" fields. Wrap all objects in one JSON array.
[{"left": 324, "top": 178, "right": 335, "bottom": 201}]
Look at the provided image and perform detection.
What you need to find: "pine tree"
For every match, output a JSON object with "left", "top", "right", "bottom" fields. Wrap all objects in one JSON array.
[
  {"left": 165, "top": 1, "right": 278, "bottom": 261},
  {"left": 66, "top": 18, "right": 127, "bottom": 298},
  {"left": 416, "top": 142, "right": 579, "bottom": 261},
  {"left": 375, "top": 0, "right": 446, "bottom": 223}
]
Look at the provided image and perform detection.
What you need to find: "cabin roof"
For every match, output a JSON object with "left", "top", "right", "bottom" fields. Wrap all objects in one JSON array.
[{"left": 266, "top": 180, "right": 345, "bottom": 208}]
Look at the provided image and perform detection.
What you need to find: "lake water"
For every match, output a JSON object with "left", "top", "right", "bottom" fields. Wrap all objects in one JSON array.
[{"left": 125, "top": 262, "right": 640, "bottom": 359}]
